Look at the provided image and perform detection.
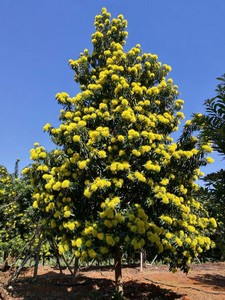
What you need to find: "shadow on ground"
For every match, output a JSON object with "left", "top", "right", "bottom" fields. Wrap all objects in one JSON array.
[
  {"left": 192, "top": 274, "right": 225, "bottom": 291},
  {"left": 124, "top": 280, "right": 183, "bottom": 299},
  {"left": 8, "top": 271, "right": 183, "bottom": 300}
]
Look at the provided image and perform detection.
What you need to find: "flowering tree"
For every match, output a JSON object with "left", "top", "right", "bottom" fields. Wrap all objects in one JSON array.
[
  {"left": 180, "top": 74, "right": 225, "bottom": 261},
  {"left": 0, "top": 164, "right": 35, "bottom": 267},
  {"left": 198, "top": 170, "right": 225, "bottom": 260},
  {"left": 26, "top": 8, "right": 216, "bottom": 292}
]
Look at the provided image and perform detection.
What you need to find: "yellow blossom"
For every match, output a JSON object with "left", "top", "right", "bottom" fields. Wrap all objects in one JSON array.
[
  {"left": 88, "top": 249, "right": 97, "bottom": 258},
  {"left": 33, "top": 201, "right": 38, "bottom": 209},
  {"left": 106, "top": 235, "right": 115, "bottom": 246},
  {"left": 61, "top": 180, "right": 70, "bottom": 188},
  {"left": 98, "top": 150, "right": 107, "bottom": 158},
  {"left": 134, "top": 171, "right": 147, "bottom": 183},
  {"left": 43, "top": 123, "right": 51, "bottom": 131},
  {"left": 206, "top": 156, "right": 214, "bottom": 164},
  {"left": 75, "top": 238, "right": 82, "bottom": 248},
  {"left": 78, "top": 160, "right": 87, "bottom": 169},
  {"left": 73, "top": 135, "right": 81, "bottom": 142}
]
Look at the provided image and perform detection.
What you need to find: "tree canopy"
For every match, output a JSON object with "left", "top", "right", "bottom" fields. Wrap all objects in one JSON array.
[{"left": 23, "top": 7, "right": 216, "bottom": 290}]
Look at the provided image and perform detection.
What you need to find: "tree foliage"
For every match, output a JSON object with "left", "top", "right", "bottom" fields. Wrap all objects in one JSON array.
[
  {"left": 198, "top": 170, "right": 225, "bottom": 260},
  {"left": 24, "top": 8, "right": 216, "bottom": 286},
  {"left": 180, "top": 74, "right": 225, "bottom": 261},
  {"left": 0, "top": 164, "right": 35, "bottom": 261},
  {"left": 193, "top": 74, "right": 225, "bottom": 156}
]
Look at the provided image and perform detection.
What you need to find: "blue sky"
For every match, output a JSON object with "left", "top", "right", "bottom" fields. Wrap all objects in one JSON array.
[{"left": 1, "top": 0, "right": 224, "bottom": 177}]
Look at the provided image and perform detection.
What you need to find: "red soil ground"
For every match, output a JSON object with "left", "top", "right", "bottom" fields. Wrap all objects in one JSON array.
[{"left": 1, "top": 262, "right": 225, "bottom": 299}]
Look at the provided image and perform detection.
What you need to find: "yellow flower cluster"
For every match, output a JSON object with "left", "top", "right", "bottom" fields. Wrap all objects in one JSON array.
[
  {"left": 109, "top": 161, "right": 130, "bottom": 173},
  {"left": 30, "top": 144, "right": 47, "bottom": 160},
  {"left": 84, "top": 177, "right": 111, "bottom": 198}
]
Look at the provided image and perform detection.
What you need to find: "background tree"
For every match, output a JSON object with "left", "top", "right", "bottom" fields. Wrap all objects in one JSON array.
[
  {"left": 0, "top": 165, "right": 13, "bottom": 264},
  {"left": 0, "top": 161, "right": 57, "bottom": 280},
  {"left": 197, "top": 170, "right": 225, "bottom": 260},
  {"left": 27, "top": 8, "right": 216, "bottom": 293},
  {"left": 199, "top": 74, "right": 225, "bottom": 156},
  {"left": 0, "top": 163, "right": 35, "bottom": 268},
  {"left": 185, "top": 75, "right": 225, "bottom": 261}
]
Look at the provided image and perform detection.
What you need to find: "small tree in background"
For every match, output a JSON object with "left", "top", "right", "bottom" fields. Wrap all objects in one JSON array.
[
  {"left": 200, "top": 74, "right": 225, "bottom": 156},
  {"left": 182, "top": 74, "right": 225, "bottom": 159},
  {"left": 0, "top": 165, "right": 13, "bottom": 264},
  {"left": 183, "top": 74, "right": 225, "bottom": 261},
  {"left": 0, "top": 163, "right": 35, "bottom": 267},
  {"left": 26, "top": 8, "right": 216, "bottom": 293},
  {"left": 198, "top": 170, "right": 225, "bottom": 260}
]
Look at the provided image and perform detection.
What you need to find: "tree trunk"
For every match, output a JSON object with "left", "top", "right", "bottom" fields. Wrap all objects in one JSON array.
[
  {"left": 50, "top": 240, "right": 63, "bottom": 274},
  {"left": 3, "top": 251, "right": 8, "bottom": 262},
  {"left": 2, "top": 252, "right": 9, "bottom": 271},
  {"left": 114, "top": 246, "right": 123, "bottom": 294},
  {"left": 74, "top": 257, "right": 79, "bottom": 277},
  {"left": 140, "top": 250, "right": 147, "bottom": 271},
  {"left": 61, "top": 253, "right": 74, "bottom": 275},
  {"left": 11, "top": 225, "right": 42, "bottom": 281},
  {"left": 33, "top": 238, "right": 42, "bottom": 279},
  {"left": 12, "top": 250, "right": 33, "bottom": 281},
  {"left": 143, "top": 250, "right": 147, "bottom": 268},
  {"left": 140, "top": 251, "right": 143, "bottom": 272},
  {"left": 51, "top": 238, "right": 74, "bottom": 275}
]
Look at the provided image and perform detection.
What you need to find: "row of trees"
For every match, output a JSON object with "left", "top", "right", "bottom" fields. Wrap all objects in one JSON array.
[{"left": 0, "top": 7, "right": 224, "bottom": 294}]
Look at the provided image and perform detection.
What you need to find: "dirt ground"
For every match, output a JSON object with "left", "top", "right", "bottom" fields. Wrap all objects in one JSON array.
[{"left": 1, "top": 262, "right": 225, "bottom": 299}]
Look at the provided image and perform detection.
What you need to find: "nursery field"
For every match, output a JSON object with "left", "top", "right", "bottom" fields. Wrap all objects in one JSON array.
[{"left": 1, "top": 262, "right": 225, "bottom": 299}]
